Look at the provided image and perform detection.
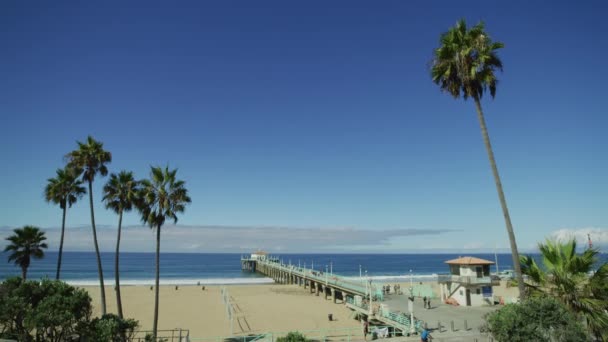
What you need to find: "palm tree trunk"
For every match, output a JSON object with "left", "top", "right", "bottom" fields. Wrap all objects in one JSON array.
[
  {"left": 153, "top": 224, "right": 161, "bottom": 340},
  {"left": 474, "top": 97, "right": 526, "bottom": 300},
  {"left": 88, "top": 179, "right": 107, "bottom": 315},
  {"left": 115, "top": 209, "right": 124, "bottom": 319},
  {"left": 22, "top": 266, "right": 27, "bottom": 281},
  {"left": 56, "top": 205, "right": 67, "bottom": 280}
]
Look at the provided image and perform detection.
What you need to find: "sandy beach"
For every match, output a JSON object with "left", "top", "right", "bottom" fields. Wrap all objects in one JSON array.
[
  {"left": 82, "top": 280, "right": 519, "bottom": 339},
  {"left": 84, "top": 284, "right": 362, "bottom": 339}
]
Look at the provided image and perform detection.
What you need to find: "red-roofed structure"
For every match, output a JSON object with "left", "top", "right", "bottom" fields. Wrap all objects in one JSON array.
[
  {"left": 445, "top": 256, "right": 495, "bottom": 265},
  {"left": 438, "top": 256, "right": 499, "bottom": 306}
]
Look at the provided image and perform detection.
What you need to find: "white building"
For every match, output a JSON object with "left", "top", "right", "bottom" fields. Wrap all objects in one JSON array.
[
  {"left": 250, "top": 250, "right": 268, "bottom": 261},
  {"left": 438, "top": 256, "right": 499, "bottom": 306}
]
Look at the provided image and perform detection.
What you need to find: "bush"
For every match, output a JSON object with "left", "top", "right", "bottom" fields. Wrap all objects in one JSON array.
[
  {"left": 0, "top": 277, "right": 92, "bottom": 341},
  {"left": 485, "top": 296, "right": 589, "bottom": 342},
  {"left": 88, "top": 314, "right": 139, "bottom": 341},
  {"left": 276, "top": 331, "right": 309, "bottom": 342},
  {"left": 0, "top": 277, "right": 138, "bottom": 341}
]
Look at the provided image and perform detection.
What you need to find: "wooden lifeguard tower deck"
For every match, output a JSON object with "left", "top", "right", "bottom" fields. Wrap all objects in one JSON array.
[{"left": 241, "top": 254, "right": 423, "bottom": 335}]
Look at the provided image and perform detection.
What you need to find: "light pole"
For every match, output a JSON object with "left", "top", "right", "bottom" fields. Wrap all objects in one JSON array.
[
  {"left": 325, "top": 265, "right": 328, "bottom": 285},
  {"left": 368, "top": 275, "right": 373, "bottom": 316},
  {"left": 330, "top": 261, "right": 333, "bottom": 275},
  {"left": 410, "top": 269, "right": 413, "bottom": 289},
  {"left": 409, "top": 269, "right": 415, "bottom": 335},
  {"left": 359, "top": 264, "right": 362, "bottom": 280},
  {"left": 312, "top": 260, "right": 314, "bottom": 271}
]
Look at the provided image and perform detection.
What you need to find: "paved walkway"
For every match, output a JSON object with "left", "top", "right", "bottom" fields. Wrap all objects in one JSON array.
[{"left": 379, "top": 292, "right": 499, "bottom": 340}]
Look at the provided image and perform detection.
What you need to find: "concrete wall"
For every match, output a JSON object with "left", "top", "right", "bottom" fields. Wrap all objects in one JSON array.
[{"left": 441, "top": 283, "right": 493, "bottom": 306}]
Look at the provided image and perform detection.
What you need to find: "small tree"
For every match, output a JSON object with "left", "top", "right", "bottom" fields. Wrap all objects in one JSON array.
[
  {"left": 520, "top": 238, "right": 608, "bottom": 338},
  {"left": 0, "top": 277, "right": 91, "bottom": 341},
  {"left": 485, "top": 296, "right": 589, "bottom": 342},
  {"left": 88, "top": 314, "right": 139, "bottom": 342},
  {"left": 276, "top": 331, "right": 309, "bottom": 342},
  {"left": 0, "top": 277, "right": 138, "bottom": 341},
  {"left": 3, "top": 226, "right": 48, "bottom": 280}
]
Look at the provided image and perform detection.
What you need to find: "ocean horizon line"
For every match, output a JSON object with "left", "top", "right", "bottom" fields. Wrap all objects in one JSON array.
[{"left": 20, "top": 250, "right": 530, "bottom": 255}]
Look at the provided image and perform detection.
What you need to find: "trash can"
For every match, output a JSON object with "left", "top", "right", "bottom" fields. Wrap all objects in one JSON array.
[{"left": 328, "top": 313, "right": 333, "bottom": 321}]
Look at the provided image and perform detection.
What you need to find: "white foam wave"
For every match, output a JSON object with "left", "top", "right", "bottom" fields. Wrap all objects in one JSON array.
[
  {"left": 66, "top": 277, "right": 275, "bottom": 286},
  {"left": 61, "top": 274, "right": 439, "bottom": 286}
]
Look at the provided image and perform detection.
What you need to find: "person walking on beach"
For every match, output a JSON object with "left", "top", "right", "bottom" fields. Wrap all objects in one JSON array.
[
  {"left": 423, "top": 296, "right": 427, "bottom": 309},
  {"left": 427, "top": 298, "right": 431, "bottom": 309},
  {"left": 362, "top": 318, "right": 369, "bottom": 341}
]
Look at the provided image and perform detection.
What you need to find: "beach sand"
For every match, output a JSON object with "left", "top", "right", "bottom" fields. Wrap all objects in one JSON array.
[
  {"left": 84, "top": 284, "right": 361, "bottom": 339},
  {"left": 83, "top": 280, "right": 518, "bottom": 339}
]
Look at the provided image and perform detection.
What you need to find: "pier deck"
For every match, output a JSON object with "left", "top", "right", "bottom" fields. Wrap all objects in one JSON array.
[{"left": 242, "top": 257, "right": 423, "bottom": 335}]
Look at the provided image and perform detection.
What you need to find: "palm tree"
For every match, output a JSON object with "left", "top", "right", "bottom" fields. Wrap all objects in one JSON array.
[
  {"left": 430, "top": 19, "right": 525, "bottom": 298},
  {"left": 4, "top": 226, "right": 48, "bottom": 280},
  {"left": 102, "top": 171, "right": 140, "bottom": 320},
  {"left": 44, "top": 167, "right": 86, "bottom": 280},
  {"left": 137, "top": 166, "right": 191, "bottom": 339},
  {"left": 65, "top": 135, "right": 112, "bottom": 315},
  {"left": 521, "top": 239, "right": 608, "bottom": 339}
]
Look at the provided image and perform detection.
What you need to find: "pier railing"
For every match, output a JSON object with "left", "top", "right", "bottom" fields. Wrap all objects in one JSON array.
[
  {"left": 132, "top": 329, "right": 189, "bottom": 341},
  {"left": 344, "top": 296, "right": 423, "bottom": 334},
  {"left": 188, "top": 325, "right": 407, "bottom": 342},
  {"left": 249, "top": 258, "right": 380, "bottom": 298},
  {"left": 243, "top": 258, "right": 432, "bottom": 339},
  {"left": 345, "top": 295, "right": 370, "bottom": 312},
  {"left": 437, "top": 274, "right": 500, "bottom": 286}
]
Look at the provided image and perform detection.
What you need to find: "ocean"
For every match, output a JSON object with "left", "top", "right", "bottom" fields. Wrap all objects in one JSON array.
[
  {"left": 3, "top": 252, "right": 607, "bottom": 285},
  {"left": 0, "top": 252, "right": 530, "bottom": 285}
]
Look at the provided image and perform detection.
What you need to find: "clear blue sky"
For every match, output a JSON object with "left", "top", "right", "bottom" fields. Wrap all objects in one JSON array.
[{"left": 1, "top": 1, "right": 606, "bottom": 252}]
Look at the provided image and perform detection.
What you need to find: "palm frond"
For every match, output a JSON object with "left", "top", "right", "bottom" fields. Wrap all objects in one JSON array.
[
  {"left": 4, "top": 226, "right": 48, "bottom": 276},
  {"left": 136, "top": 166, "right": 191, "bottom": 229},
  {"left": 430, "top": 19, "right": 503, "bottom": 101},
  {"left": 521, "top": 238, "right": 608, "bottom": 335},
  {"left": 65, "top": 136, "right": 112, "bottom": 183}
]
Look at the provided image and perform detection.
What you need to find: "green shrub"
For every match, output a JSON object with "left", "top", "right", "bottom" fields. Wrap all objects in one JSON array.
[
  {"left": 88, "top": 314, "right": 139, "bottom": 341},
  {"left": 276, "top": 331, "right": 308, "bottom": 342},
  {"left": 0, "top": 277, "right": 92, "bottom": 341},
  {"left": 0, "top": 277, "right": 138, "bottom": 341},
  {"left": 485, "top": 296, "right": 589, "bottom": 342}
]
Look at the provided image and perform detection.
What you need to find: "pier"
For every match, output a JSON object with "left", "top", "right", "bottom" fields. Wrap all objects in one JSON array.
[{"left": 241, "top": 254, "right": 423, "bottom": 335}]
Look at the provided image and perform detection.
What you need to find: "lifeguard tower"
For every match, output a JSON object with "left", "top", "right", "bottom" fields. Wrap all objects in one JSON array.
[{"left": 437, "top": 256, "right": 500, "bottom": 306}]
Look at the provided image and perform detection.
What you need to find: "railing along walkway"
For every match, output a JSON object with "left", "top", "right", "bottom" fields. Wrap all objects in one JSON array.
[{"left": 249, "top": 259, "right": 377, "bottom": 297}]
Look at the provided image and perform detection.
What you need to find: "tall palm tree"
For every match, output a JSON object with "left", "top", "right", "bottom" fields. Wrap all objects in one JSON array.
[
  {"left": 4, "top": 226, "right": 48, "bottom": 280},
  {"left": 65, "top": 135, "right": 112, "bottom": 315},
  {"left": 521, "top": 239, "right": 608, "bottom": 340},
  {"left": 137, "top": 166, "right": 191, "bottom": 340},
  {"left": 430, "top": 19, "right": 525, "bottom": 298},
  {"left": 44, "top": 167, "right": 86, "bottom": 280},
  {"left": 102, "top": 171, "right": 141, "bottom": 320}
]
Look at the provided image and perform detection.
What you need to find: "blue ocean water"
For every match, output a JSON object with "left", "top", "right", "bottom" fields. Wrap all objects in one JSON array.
[
  {"left": 2, "top": 252, "right": 606, "bottom": 285},
  {"left": 0, "top": 252, "right": 524, "bottom": 285}
]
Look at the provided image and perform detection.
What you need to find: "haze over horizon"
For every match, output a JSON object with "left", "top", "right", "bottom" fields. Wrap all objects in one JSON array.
[{"left": 1, "top": 1, "right": 606, "bottom": 253}]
